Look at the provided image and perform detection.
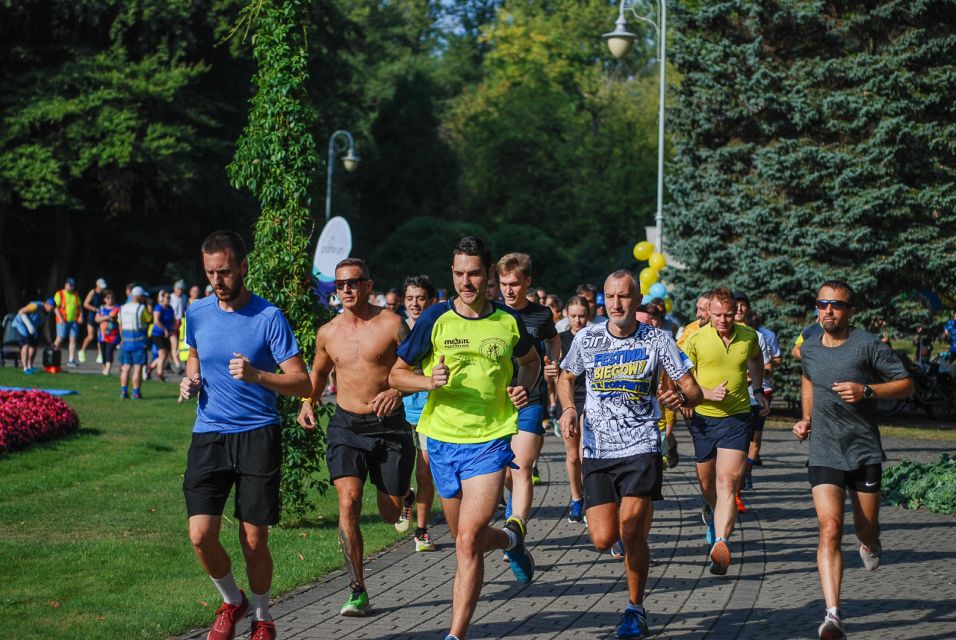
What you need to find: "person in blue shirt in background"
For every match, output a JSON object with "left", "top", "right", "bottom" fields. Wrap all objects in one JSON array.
[{"left": 179, "top": 230, "right": 311, "bottom": 640}]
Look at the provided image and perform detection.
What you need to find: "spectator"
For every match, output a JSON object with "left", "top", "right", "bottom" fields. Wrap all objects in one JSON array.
[
  {"left": 95, "top": 290, "right": 121, "bottom": 376},
  {"left": 80, "top": 278, "right": 107, "bottom": 364},
  {"left": 119, "top": 286, "right": 151, "bottom": 399},
  {"left": 149, "top": 290, "right": 175, "bottom": 382},
  {"left": 13, "top": 297, "right": 55, "bottom": 373},
  {"left": 170, "top": 280, "right": 188, "bottom": 373},
  {"left": 53, "top": 277, "right": 83, "bottom": 366}
]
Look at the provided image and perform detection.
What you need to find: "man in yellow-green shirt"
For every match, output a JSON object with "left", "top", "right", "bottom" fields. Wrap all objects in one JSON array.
[
  {"left": 390, "top": 236, "right": 540, "bottom": 640},
  {"left": 683, "top": 287, "right": 769, "bottom": 577}
]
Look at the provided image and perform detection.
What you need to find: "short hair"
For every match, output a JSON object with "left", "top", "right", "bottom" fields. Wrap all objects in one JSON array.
[
  {"left": 709, "top": 287, "right": 737, "bottom": 311},
  {"left": 496, "top": 253, "right": 533, "bottom": 278},
  {"left": 545, "top": 294, "right": 563, "bottom": 310},
  {"left": 201, "top": 230, "right": 247, "bottom": 263},
  {"left": 403, "top": 275, "right": 437, "bottom": 299},
  {"left": 649, "top": 297, "right": 665, "bottom": 314},
  {"left": 335, "top": 257, "right": 370, "bottom": 279},
  {"left": 698, "top": 291, "right": 712, "bottom": 301},
  {"left": 606, "top": 269, "right": 639, "bottom": 293},
  {"left": 565, "top": 295, "right": 590, "bottom": 312},
  {"left": 102, "top": 288, "right": 115, "bottom": 299},
  {"left": 576, "top": 283, "right": 598, "bottom": 297},
  {"left": 453, "top": 236, "right": 492, "bottom": 271},
  {"left": 818, "top": 280, "right": 855, "bottom": 307}
]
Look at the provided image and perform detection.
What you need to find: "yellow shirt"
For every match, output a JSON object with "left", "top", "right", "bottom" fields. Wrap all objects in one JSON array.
[
  {"left": 676, "top": 319, "right": 703, "bottom": 349},
  {"left": 684, "top": 323, "right": 761, "bottom": 418}
]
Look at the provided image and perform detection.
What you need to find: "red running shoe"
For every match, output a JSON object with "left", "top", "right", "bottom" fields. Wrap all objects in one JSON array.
[
  {"left": 735, "top": 494, "right": 747, "bottom": 513},
  {"left": 207, "top": 592, "right": 249, "bottom": 640},
  {"left": 250, "top": 619, "right": 277, "bottom": 640}
]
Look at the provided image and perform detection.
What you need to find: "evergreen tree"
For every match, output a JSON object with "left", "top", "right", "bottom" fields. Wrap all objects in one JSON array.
[{"left": 668, "top": 0, "right": 956, "bottom": 401}]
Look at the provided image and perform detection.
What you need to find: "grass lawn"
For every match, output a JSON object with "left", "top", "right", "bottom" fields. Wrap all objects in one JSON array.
[{"left": 0, "top": 367, "right": 414, "bottom": 639}]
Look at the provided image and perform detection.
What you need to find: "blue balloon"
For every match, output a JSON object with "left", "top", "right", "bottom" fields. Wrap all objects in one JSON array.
[
  {"left": 641, "top": 294, "right": 652, "bottom": 304},
  {"left": 649, "top": 282, "right": 668, "bottom": 299},
  {"left": 596, "top": 292, "right": 605, "bottom": 305}
]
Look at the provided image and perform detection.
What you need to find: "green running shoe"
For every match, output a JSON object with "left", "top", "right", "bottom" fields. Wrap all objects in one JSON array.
[{"left": 340, "top": 583, "right": 371, "bottom": 617}]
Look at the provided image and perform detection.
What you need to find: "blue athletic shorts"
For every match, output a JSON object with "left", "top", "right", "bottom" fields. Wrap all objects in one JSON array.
[
  {"left": 56, "top": 322, "right": 79, "bottom": 339},
  {"left": 517, "top": 402, "right": 546, "bottom": 436},
  {"left": 120, "top": 349, "right": 147, "bottom": 366},
  {"left": 688, "top": 412, "right": 752, "bottom": 463},
  {"left": 426, "top": 436, "right": 516, "bottom": 499}
]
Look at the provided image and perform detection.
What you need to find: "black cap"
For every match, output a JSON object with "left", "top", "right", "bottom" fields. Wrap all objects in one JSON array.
[{"left": 733, "top": 290, "right": 750, "bottom": 304}]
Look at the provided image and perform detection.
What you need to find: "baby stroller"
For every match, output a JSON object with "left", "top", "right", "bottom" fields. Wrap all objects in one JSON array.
[{"left": 1, "top": 313, "right": 21, "bottom": 368}]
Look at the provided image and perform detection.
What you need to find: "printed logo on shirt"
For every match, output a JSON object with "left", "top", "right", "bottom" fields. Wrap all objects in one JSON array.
[
  {"left": 479, "top": 337, "right": 508, "bottom": 362},
  {"left": 591, "top": 348, "right": 651, "bottom": 400},
  {"left": 443, "top": 338, "right": 470, "bottom": 350}
]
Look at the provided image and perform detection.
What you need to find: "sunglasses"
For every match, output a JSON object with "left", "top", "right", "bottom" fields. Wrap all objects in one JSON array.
[
  {"left": 335, "top": 278, "right": 369, "bottom": 290},
  {"left": 816, "top": 299, "right": 851, "bottom": 311}
]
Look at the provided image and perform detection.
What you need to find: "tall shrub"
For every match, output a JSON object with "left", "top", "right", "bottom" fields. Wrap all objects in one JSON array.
[{"left": 228, "top": 0, "right": 330, "bottom": 521}]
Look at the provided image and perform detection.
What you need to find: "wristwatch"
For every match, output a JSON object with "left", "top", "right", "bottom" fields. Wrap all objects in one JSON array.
[{"left": 862, "top": 384, "right": 874, "bottom": 399}]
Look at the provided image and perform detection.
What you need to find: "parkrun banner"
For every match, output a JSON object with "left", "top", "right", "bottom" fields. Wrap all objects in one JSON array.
[{"left": 312, "top": 216, "right": 352, "bottom": 302}]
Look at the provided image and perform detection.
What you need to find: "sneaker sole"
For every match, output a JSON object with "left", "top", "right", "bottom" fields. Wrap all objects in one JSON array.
[
  {"left": 340, "top": 607, "right": 371, "bottom": 617},
  {"left": 709, "top": 540, "right": 731, "bottom": 575},
  {"left": 509, "top": 547, "right": 535, "bottom": 583},
  {"left": 818, "top": 622, "right": 846, "bottom": 640},
  {"left": 394, "top": 519, "right": 410, "bottom": 533},
  {"left": 859, "top": 544, "right": 881, "bottom": 570}
]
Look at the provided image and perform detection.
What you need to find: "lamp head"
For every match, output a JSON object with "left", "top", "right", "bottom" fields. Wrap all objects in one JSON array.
[
  {"left": 602, "top": 17, "right": 637, "bottom": 59},
  {"left": 342, "top": 149, "right": 360, "bottom": 173}
]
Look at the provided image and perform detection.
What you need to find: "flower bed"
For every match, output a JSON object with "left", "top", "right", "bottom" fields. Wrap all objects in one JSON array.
[{"left": 0, "top": 389, "right": 80, "bottom": 453}]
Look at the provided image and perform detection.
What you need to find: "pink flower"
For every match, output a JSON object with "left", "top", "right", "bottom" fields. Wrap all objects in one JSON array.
[{"left": 0, "top": 390, "right": 80, "bottom": 453}]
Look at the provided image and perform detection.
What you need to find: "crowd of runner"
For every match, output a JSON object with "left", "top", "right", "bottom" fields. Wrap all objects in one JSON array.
[{"left": 12, "top": 229, "right": 922, "bottom": 640}]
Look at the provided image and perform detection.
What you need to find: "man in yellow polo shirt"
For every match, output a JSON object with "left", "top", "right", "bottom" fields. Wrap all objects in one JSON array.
[
  {"left": 676, "top": 291, "right": 711, "bottom": 350},
  {"left": 390, "top": 236, "right": 540, "bottom": 640},
  {"left": 683, "top": 287, "right": 769, "bottom": 576}
]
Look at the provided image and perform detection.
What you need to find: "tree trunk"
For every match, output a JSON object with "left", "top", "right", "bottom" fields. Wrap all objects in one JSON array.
[{"left": 0, "top": 209, "right": 20, "bottom": 315}]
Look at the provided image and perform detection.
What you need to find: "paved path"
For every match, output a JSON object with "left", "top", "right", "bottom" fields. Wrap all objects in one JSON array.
[{"left": 183, "top": 428, "right": 956, "bottom": 640}]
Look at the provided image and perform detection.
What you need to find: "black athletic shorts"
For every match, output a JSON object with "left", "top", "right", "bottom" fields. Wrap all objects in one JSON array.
[
  {"left": 100, "top": 342, "right": 116, "bottom": 364},
  {"left": 183, "top": 423, "right": 282, "bottom": 526},
  {"left": 326, "top": 406, "right": 415, "bottom": 497},
  {"left": 749, "top": 405, "right": 766, "bottom": 439},
  {"left": 583, "top": 452, "right": 663, "bottom": 508},
  {"left": 151, "top": 335, "right": 171, "bottom": 351},
  {"left": 688, "top": 412, "right": 752, "bottom": 462},
  {"left": 808, "top": 464, "right": 882, "bottom": 493}
]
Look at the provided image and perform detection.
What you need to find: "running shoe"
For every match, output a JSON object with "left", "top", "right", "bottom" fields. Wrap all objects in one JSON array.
[
  {"left": 414, "top": 530, "right": 436, "bottom": 552},
  {"left": 23, "top": 368, "right": 35, "bottom": 375},
  {"left": 702, "top": 504, "right": 715, "bottom": 545},
  {"left": 610, "top": 539, "right": 624, "bottom": 559},
  {"left": 120, "top": 391, "right": 130, "bottom": 400},
  {"left": 615, "top": 607, "right": 649, "bottom": 638},
  {"left": 207, "top": 591, "right": 248, "bottom": 640},
  {"left": 818, "top": 610, "right": 846, "bottom": 640},
  {"left": 709, "top": 538, "right": 731, "bottom": 576},
  {"left": 340, "top": 583, "right": 371, "bottom": 617},
  {"left": 743, "top": 468, "right": 753, "bottom": 490},
  {"left": 78, "top": 350, "right": 87, "bottom": 363},
  {"left": 667, "top": 441, "right": 679, "bottom": 469},
  {"left": 67, "top": 360, "right": 79, "bottom": 367},
  {"left": 568, "top": 499, "right": 584, "bottom": 523},
  {"left": 736, "top": 494, "right": 747, "bottom": 513},
  {"left": 132, "top": 391, "right": 143, "bottom": 400},
  {"left": 394, "top": 488, "right": 415, "bottom": 532},
  {"left": 532, "top": 465, "right": 541, "bottom": 485},
  {"left": 503, "top": 516, "right": 535, "bottom": 583},
  {"left": 249, "top": 619, "right": 277, "bottom": 640},
  {"left": 96, "top": 354, "right": 103, "bottom": 364},
  {"left": 859, "top": 541, "right": 882, "bottom": 571}
]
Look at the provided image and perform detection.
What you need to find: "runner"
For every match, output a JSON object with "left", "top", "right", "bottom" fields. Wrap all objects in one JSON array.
[
  {"left": 575, "top": 283, "right": 608, "bottom": 325},
  {"left": 792, "top": 280, "right": 913, "bottom": 640},
  {"left": 682, "top": 287, "right": 769, "bottom": 574},
  {"left": 675, "top": 292, "right": 711, "bottom": 349},
  {"left": 296, "top": 258, "right": 415, "bottom": 617},
  {"left": 118, "top": 286, "right": 152, "bottom": 399},
  {"left": 80, "top": 278, "right": 107, "bottom": 363},
  {"left": 497, "top": 253, "right": 560, "bottom": 528},
  {"left": 556, "top": 269, "right": 701, "bottom": 638},
  {"left": 170, "top": 279, "right": 188, "bottom": 373},
  {"left": 394, "top": 275, "right": 439, "bottom": 552},
  {"left": 389, "top": 235, "right": 540, "bottom": 640},
  {"left": 545, "top": 295, "right": 590, "bottom": 523},
  {"left": 179, "top": 230, "right": 311, "bottom": 640}
]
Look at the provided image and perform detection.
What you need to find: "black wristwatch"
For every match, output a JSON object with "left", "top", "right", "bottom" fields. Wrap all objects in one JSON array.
[{"left": 862, "top": 384, "right": 874, "bottom": 399}]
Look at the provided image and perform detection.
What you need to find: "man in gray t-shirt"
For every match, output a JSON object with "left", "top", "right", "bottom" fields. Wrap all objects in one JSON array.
[{"left": 792, "top": 280, "right": 913, "bottom": 640}]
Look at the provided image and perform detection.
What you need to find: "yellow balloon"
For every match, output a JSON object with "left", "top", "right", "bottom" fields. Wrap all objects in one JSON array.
[
  {"left": 633, "top": 241, "right": 655, "bottom": 262},
  {"left": 665, "top": 298, "right": 673, "bottom": 313},
  {"left": 640, "top": 282, "right": 650, "bottom": 295},
  {"left": 649, "top": 252, "right": 667, "bottom": 271},
  {"left": 639, "top": 267, "right": 659, "bottom": 287}
]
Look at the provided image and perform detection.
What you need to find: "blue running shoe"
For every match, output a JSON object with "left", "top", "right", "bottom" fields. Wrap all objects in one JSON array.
[
  {"left": 505, "top": 494, "right": 513, "bottom": 521},
  {"left": 615, "top": 607, "right": 648, "bottom": 638},
  {"left": 503, "top": 516, "right": 535, "bottom": 584},
  {"left": 568, "top": 499, "right": 584, "bottom": 523},
  {"left": 702, "top": 504, "right": 715, "bottom": 545}
]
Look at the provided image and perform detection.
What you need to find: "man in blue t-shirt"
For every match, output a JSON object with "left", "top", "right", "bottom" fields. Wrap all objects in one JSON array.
[{"left": 179, "top": 230, "right": 311, "bottom": 640}]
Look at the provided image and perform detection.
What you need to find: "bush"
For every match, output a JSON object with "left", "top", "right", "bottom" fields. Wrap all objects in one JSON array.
[
  {"left": 0, "top": 390, "right": 80, "bottom": 452},
  {"left": 882, "top": 454, "right": 956, "bottom": 515}
]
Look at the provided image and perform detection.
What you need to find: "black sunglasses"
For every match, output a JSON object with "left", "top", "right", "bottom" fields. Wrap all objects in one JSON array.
[
  {"left": 335, "top": 278, "right": 369, "bottom": 290},
  {"left": 816, "top": 299, "right": 851, "bottom": 311}
]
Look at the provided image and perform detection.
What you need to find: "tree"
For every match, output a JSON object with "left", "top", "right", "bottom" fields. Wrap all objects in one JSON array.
[
  {"left": 667, "top": 0, "right": 956, "bottom": 401},
  {"left": 228, "top": 0, "right": 329, "bottom": 521}
]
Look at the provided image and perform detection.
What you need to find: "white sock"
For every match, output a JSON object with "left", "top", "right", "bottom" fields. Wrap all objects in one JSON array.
[
  {"left": 827, "top": 606, "right": 840, "bottom": 618},
  {"left": 211, "top": 572, "right": 243, "bottom": 606},
  {"left": 503, "top": 527, "right": 518, "bottom": 551},
  {"left": 626, "top": 602, "right": 645, "bottom": 613},
  {"left": 252, "top": 590, "right": 272, "bottom": 621}
]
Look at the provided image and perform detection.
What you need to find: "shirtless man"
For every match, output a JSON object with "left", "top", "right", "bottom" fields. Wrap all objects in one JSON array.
[{"left": 297, "top": 257, "right": 413, "bottom": 617}]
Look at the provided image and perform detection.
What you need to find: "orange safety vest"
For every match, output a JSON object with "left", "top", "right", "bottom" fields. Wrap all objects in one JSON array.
[{"left": 55, "top": 289, "right": 81, "bottom": 323}]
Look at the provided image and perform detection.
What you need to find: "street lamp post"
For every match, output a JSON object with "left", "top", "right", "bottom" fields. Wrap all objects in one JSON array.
[
  {"left": 603, "top": 0, "right": 667, "bottom": 254},
  {"left": 325, "top": 129, "right": 361, "bottom": 223}
]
